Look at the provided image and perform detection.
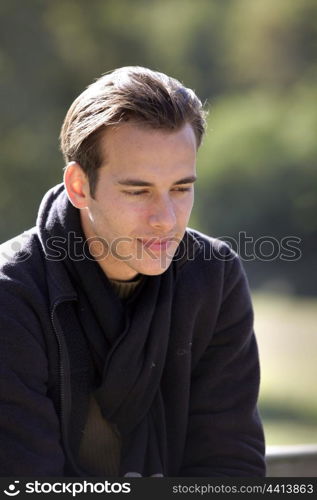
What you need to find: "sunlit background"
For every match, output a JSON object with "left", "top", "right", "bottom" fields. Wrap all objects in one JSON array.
[{"left": 1, "top": 0, "right": 316, "bottom": 448}]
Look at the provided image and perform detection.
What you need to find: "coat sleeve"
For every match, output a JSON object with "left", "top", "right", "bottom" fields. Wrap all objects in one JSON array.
[
  {"left": 0, "top": 284, "right": 65, "bottom": 476},
  {"left": 180, "top": 251, "right": 266, "bottom": 476}
]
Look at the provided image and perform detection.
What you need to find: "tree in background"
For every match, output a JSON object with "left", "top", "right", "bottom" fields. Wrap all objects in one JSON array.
[{"left": 0, "top": 0, "right": 316, "bottom": 294}]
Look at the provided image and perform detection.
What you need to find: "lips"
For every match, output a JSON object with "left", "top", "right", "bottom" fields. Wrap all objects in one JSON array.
[{"left": 137, "top": 237, "right": 175, "bottom": 252}]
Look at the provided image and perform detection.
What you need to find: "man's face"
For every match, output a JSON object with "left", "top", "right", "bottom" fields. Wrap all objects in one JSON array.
[{"left": 80, "top": 121, "right": 197, "bottom": 280}]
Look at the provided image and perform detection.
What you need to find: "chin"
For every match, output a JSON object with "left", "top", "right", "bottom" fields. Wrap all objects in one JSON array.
[{"left": 133, "top": 257, "right": 173, "bottom": 276}]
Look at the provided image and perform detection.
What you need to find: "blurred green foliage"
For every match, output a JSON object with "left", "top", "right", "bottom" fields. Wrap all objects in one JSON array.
[
  {"left": 195, "top": 84, "right": 317, "bottom": 294},
  {"left": 0, "top": 0, "right": 316, "bottom": 294}
]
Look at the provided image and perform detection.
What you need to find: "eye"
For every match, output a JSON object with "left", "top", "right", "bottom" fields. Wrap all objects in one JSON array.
[
  {"left": 172, "top": 186, "right": 192, "bottom": 193},
  {"left": 122, "top": 189, "right": 149, "bottom": 196}
]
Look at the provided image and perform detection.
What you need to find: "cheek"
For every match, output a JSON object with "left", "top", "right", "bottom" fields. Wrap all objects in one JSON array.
[
  {"left": 178, "top": 195, "right": 194, "bottom": 220},
  {"left": 124, "top": 202, "right": 152, "bottom": 220},
  {"left": 107, "top": 203, "right": 149, "bottom": 236}
]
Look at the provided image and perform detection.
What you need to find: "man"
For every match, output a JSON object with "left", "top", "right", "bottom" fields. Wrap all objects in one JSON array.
[{"left": 0, "top": 66, "right": 265, "bottom": 476}]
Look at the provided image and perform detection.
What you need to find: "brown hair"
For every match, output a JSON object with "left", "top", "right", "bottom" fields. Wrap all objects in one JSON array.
[{"left": 60, "top": 66, "right": 207, "bottom": 196}]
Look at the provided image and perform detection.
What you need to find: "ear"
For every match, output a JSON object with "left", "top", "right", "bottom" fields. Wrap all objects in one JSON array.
[{"left": 63, "top": 162, "right": 90, "bottom": 209}]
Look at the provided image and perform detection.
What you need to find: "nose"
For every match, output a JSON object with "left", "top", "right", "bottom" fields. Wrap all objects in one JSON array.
[{"left": 148, "top": 194, "right": 176, "bottom": 233}]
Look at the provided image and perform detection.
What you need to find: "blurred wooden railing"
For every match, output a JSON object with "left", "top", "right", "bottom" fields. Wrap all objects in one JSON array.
[{"left": 266, "top": 444, "right": 317, "bottom": 476}]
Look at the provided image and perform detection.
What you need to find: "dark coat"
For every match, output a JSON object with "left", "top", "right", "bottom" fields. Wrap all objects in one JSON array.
[{"left": 0, "top": 185, "right": 265, "bottom": 476}]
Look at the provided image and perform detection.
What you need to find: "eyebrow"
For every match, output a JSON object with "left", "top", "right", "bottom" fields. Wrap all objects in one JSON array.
[{"left": 116, "top": 175, "right": 197, "bottom": 187}]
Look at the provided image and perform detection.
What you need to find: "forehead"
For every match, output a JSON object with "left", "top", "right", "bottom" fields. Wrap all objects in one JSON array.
[{"left": 98, "top": 121, "right": 197, "bottom": 177}]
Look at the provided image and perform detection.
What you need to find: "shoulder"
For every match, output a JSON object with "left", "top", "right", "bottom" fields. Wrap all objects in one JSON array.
[
  {"left": 0, "top": 230, "right": 56, "bottom": 338},
  {"left": 185, "top": 227, "right": 244, "bottom": 275},
  {"left": 0, "top": 231, "right": 52, "bottom": 354},
  {"left": 180, "top": 228, "right": 250, "bottom": 300},
  {"left": 0, "top": 228, "right": 46, "bottom": 290},
  {"left": 186, "top": 227, "right": 236, "bottom": 259}
]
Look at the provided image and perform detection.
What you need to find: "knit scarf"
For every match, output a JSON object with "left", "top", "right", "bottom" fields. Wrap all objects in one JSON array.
[
  {"left": 71, "top": 252, "right": 175, "bottom": 477},
  {"left": 39, "top": 185, "right": 180, "bottom": 476}
]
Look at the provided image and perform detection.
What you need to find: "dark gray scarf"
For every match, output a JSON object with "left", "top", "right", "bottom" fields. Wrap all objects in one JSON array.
[
  {"left": 71, "top": 253, "right": 175, "bottom": 477},
  {"left": 42, "top": 186, "right": 179, "bottom": 476}
]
